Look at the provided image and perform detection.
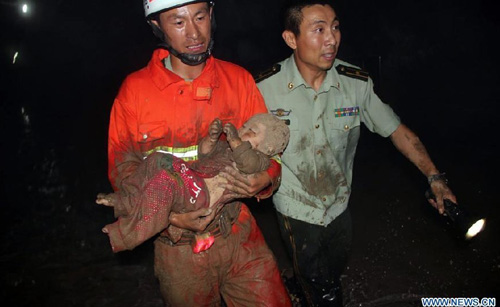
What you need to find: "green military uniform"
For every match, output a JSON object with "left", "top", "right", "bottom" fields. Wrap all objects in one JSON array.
[
  {"left": 258, "top": 54, "right": 400, "bottom": 226},
  {"left": 257, "top": 54, "right": 401, "bottom": 306}
]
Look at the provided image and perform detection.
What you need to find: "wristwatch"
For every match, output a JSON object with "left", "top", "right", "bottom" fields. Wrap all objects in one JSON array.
[{"left": 427, "top": 173, "right": 448, "bottom": 185}]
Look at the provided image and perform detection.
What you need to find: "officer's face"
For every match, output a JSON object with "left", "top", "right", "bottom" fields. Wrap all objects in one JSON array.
[
  {"left": 152, "top": 2, "right": 212, "bottom": 56},
  {"left": 283, "top": 4, "right": 341, "bottom": 73}
]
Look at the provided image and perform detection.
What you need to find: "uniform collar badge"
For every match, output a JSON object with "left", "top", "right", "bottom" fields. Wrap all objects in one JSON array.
[{"left": 271, "top": 108, "right": 292, "bottom": 117}]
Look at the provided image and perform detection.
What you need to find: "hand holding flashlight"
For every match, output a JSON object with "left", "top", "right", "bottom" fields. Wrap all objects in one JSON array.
[
  {"left": 427, "top": 173, "right": 457, "bottom": 214},
  {"left": 425, "top": 189, "right": 485, "bottom": 240}
]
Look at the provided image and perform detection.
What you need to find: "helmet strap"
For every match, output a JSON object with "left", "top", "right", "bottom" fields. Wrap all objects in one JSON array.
[{"left": 157, "top": 38, "right": 214, "bottom": 66}]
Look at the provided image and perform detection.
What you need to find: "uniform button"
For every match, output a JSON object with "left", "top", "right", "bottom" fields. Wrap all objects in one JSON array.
[
  {"left": 316, "top": 150, "right": 322, "bottom": 155},
  {"left": 179, "top": 90, "right": 184, "bottom": 95},
  {"left": 315, "top": 124, "right": 320, "bottom": 129},
  {"left": 143, "top": 134, "right": 148, "bottom": 140},
  {"left": 344, "top": 125, "right": 349, "bottom": 130},
  {"left": 319, "top": 221, "right": 324, "bottom": 225},
  {"left": 322, "top": 197, "right": 327, "bottom": 202},
  {"left": 313, "top": 95, "right": 318, "bottom": 101},
  {"left": 288, "top": 82, "right": 294, "bottom": 89}
]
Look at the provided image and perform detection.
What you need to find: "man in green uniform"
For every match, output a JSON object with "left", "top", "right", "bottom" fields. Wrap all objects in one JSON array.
[{"left": 257, "top": 1, "right": 456, "bottom": 306}]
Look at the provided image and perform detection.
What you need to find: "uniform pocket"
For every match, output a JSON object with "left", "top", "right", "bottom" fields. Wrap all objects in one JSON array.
[
  {"left": 279, "top": 112, "right": 301, "bottom": 155},
  {"left": 327, "top": 115, "right": 361, "bottom": 152},
  {"left": 137, "top": 121, "right": 165, "bottom": 153}
]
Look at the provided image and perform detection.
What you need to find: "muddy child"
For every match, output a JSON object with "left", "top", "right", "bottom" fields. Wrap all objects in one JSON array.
[{"left": 97, "top": 113, "right": 289, "bottom": 253}]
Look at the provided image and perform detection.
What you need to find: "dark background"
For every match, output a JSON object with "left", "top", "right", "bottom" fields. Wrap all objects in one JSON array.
[{"left": 1, "top": 0, "right": 499, "bottom": 306}]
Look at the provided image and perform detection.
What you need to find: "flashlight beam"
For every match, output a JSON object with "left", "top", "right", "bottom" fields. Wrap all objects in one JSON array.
[{"left": 465, "top": 219, "right": 486, "bottom": 240}]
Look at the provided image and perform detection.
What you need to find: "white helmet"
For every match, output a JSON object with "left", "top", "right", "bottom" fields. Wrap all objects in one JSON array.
[{"left": 144, "top": 0, "right": 211, "bottom": 18}]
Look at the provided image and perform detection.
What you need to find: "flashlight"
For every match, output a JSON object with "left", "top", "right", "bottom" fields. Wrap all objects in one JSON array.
[{"left": 425, "top": 190, "right": 486, "bottom": 240}]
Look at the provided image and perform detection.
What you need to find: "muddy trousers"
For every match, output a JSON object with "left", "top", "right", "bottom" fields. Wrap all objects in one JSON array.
[
  {"left": 277, "top": 209, "right": 352, "bottom": 307},
  {"left": 154, "top": 204, "right": 292, "bottom": 307}
]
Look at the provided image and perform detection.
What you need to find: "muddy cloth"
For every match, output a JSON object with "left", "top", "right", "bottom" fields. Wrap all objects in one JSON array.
[
  {"left": 162, "top": 139, "right": 271, "bottom": 246},
  {"left": 155, "top": 204, "right": 291, "bottom": 307},
  {"left": 103, "top": 141, "right": 270, "bottom": 252},
  {"left": 107, "top": 48, "right": 289, "bottom": 306},
  {"left": 103, "top": 152, "right": 209, "bottom": 252}
]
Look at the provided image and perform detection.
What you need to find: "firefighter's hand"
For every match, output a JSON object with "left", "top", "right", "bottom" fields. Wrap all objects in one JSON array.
[
  {"left": 218, "top": 165, "right": 271, "bottom": 199},
  {"left": 428, "top": 180, "right": 457, "bottom": 214},
  {"left": 96, "top": 193, "right": 114, "bottom": 207},
  {"left": 169, "top": 208, "right": 217, "bottom": 232}
]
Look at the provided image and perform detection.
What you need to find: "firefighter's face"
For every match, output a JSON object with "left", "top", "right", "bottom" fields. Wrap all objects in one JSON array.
[{"left": 153, "top": 2, "right": 212, "bottom": 55}]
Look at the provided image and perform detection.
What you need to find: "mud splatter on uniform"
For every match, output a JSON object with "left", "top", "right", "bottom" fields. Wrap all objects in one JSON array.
[{"left": 258, "top": 54, "right": 400, "bottom": 306}]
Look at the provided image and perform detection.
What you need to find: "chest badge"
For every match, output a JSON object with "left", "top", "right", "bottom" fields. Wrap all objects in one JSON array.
[
  {"left": 334, "top": 106, "right": 359, "bottom": 118},
  {"left": 271, "top": 108, "right": 291, "bottom": 125}
]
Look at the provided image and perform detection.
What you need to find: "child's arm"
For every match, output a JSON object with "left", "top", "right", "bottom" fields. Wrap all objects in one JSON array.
[
  {"left": 231, "top": 142, "right": 270, "bottom": 174},
  {"left": 223, "top": 122, "right": 243, "bottom": 150},
  {"left": 224, "top": 122, "right": 270, "bottom": 174},
  {"left": 198, "top": 118, "right": 223, "bottom": 157}
]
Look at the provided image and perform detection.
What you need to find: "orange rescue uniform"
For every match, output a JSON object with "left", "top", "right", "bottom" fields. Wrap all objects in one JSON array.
[{"left": 107, "top": 49, "right": 290, "bottom": 306}]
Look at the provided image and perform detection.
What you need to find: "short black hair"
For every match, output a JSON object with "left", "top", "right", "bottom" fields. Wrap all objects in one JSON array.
[{"left": 283, "top": 0, "right": 335, "bottom": 36}]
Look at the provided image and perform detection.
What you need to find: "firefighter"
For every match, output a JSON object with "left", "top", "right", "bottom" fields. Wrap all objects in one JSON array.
[{"left": 105, "top": 0, "right": 291, "bottom": 305}]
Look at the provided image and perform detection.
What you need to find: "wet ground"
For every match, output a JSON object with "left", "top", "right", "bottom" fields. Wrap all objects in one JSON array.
[
  {"left": 1, "top": 73, "right": 498, "bottom": 306},
  {"left": 1, "top": 1, "right": 499, "bottom": 306}
]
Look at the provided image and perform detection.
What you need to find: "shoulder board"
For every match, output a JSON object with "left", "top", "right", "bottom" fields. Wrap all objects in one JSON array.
[
  {"left": 336, "top": 64, "right": 369, "bottom": 82},
  {"left": 253, "top": 64, "right": 281, "bottom": 83}
]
